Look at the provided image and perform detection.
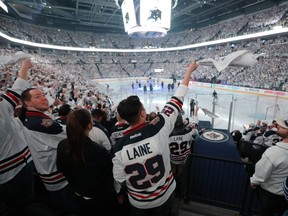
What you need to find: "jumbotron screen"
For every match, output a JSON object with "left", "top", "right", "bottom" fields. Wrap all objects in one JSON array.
[
  {"left": 140, "top": 0, "right": 171, "bottom": 29},
  {"left": 121, "top": 0, "right": 172, "bottom": 38}
]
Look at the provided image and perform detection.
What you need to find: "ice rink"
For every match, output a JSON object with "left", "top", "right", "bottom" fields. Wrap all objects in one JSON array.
[{"left": 104, "top": 79, "right": 288, "bottom": 133}]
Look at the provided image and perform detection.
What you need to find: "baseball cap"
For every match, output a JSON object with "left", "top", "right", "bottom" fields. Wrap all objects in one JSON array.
[{"left": 276, "top": 117, "right": 288, "bottom": 129}]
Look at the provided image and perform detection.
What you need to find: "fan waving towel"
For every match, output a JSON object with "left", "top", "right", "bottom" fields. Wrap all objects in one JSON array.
[
  {"left": 198, "top": 50, "right": 258, "bottom": 72},
  {"left": 0, "top": 51, "right": 31, "bottom": 66}
]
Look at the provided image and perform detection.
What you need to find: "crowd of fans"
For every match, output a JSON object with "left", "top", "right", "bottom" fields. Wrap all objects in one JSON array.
[
  {"left": 0, "top": 4, "right": 287, "bottom": 91},
  {"left": 1, "top": 38, "right": 288, "bottom": 93},
  {"left": 0, "top": 3, "right": 287, "bottom": 91},
  {"left": 0, "top": 4, "right": 287, "bottom": 48},
  {"left": 1, "top": 3, "right": 288, "bottom": 216},
  {"left": 230, "top": 116, "right": 288, "bottom": 216},
  {"left": 0, "top": 56, "right": 200, "bottom": 215}
]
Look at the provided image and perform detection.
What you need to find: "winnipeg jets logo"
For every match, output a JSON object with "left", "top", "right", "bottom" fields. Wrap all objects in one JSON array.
[
  {"left": 41, "top": 119, "right": 53, "bottom": 127},
  {"left": 201, "top": 130, "right": 229, "bottom": 143},
  {"left": 206, "top": 131, "right": 221, "bottom": 139}
]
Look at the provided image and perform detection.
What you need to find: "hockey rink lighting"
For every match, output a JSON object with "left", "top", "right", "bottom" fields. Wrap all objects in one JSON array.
[
  {"left": 0, "top": 0, "right": 8, "bottom": 13},
  {"left": 0, "top": 27, "right": 287, "bottom": 52}
]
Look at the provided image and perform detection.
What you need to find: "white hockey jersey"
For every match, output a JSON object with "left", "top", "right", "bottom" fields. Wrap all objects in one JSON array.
[
  {"left": 0, "top": 78, "right": 32, "bottom": 184},
  {"left": 169, "top": 129, "right": 194, "bottom": 164},
  {"left": 113, "top": 84, "right": 188, "bottom": 209},
  {"left": 253, "top": 129, "right": 282, "bottom": 147},
  {"left": 23, "top": 110, "right": 68, "bottom": 191}
]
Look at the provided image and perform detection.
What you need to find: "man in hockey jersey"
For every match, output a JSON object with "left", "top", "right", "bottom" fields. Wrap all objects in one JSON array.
[
  {"left": 110, "top": 111, "right": 129, "bottom": 152},
  {"left": 169, "top": 114, "right": 196, "bottom": 199},
  {"left": 253, "top": 120, "right": 282, "bottom": 147},
  {"left": 55, "top": 105, "right": 112, "bottom": 151},
  {"left": 89, "top": 108, "right": 112, "bottom": 151},
  {"left": 242, "top": 123, "right": 255, "bottom": 141},
  {"left": 112, "top": 61, "right": 198, "bottom": 216},
  {"left": 0, "top": 58, "right": 34, "bottom": 215},
  {"left": 20, "top": 88, "right": 77, "bottom": 213}
]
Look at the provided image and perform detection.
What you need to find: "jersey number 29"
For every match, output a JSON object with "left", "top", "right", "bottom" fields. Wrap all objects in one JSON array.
[{"left": 125, "top": 155, "right": 165, "bottom": 190}]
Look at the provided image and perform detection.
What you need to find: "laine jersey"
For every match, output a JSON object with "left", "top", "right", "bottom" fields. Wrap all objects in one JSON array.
[
  {"left": 113, "top": 95, "right": 184, "bottom": 209},
  {"left": 23, "top": 110, "right": 68, "bottom": 191},
  {"left": 169, "top": 129, "right": 194, "bottom": 164}
]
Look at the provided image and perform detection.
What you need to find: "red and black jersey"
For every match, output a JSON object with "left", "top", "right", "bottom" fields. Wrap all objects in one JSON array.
[
  {"left": 0, "top": 78, "right": 32, "bottom": 184},
  {"left": 23, "top": 110, "right": 68, "bottom": 191},
  {"left": 169, "top": 129, "right": 194, "bottom": 164},
  {"left": 113, "top": 84, "right": 188, "bottom": 209}
]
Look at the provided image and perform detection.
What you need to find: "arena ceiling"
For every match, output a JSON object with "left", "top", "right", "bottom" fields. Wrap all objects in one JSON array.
[{"left": 1, "top": 0, "right": 288, "bottom": 34}]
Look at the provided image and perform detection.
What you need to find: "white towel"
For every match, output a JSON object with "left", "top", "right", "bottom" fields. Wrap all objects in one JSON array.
[
  {"left": 198, "top": 50, "right": 258, "bottom": 72},
  {"left": 200, "top": 107, "right": 219, "bottom": 119},
  {"left": 0, "top": 51, "right": 31, "bottom": 66}
]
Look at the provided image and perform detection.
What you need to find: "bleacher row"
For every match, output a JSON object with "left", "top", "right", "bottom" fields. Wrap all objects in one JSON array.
[
  {"left": 1, "top": 3, "right": 288, "bottom": 216},
  {"left": 0, "top": 3, "right": 288, "bottom": 95},
  {"left": 1, "top": 40, "right": 288, "bottom": 92}
]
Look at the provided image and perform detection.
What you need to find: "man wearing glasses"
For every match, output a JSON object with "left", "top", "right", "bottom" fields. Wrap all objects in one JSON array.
[{"left": 250, "top": 117, "right": 288, "bottom": 216}]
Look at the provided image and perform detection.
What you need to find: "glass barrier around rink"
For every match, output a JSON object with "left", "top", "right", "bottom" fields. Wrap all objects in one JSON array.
[
  {"left": 104, "top": 78, "right": 288, "bottom": 133},
  {"left": 186, "top": 92, "right": 287, "bottom": 132},
  {"left": 231, "top": 94, "right": 286, "bottom": 132}
]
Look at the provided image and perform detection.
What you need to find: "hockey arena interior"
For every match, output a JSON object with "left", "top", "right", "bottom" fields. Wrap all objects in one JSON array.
[{"left": 1, "top": 0, "right": 288, "bottom": 216}]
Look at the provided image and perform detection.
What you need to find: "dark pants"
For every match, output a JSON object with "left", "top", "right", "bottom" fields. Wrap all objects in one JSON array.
[
  {"left": 171, "top": 163, "right": 187, "bottom": 198},
  {"left": 74, "top": 193, "right": 114, "bottom": 216},
  {"left": 190, "top": 108, "right": 194, "bottom": 117},
  {"left": 129, "top": 192, "right": 175, "bottom": 216},
  {"left": 256, "top": 186, "right": 288, "bottom": 216},
  {"left": 48, "top": 184, "right": 80, "bottom": 214},
  {"left": 0, "top": 161, "right": 34, "bottom": 216}
]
